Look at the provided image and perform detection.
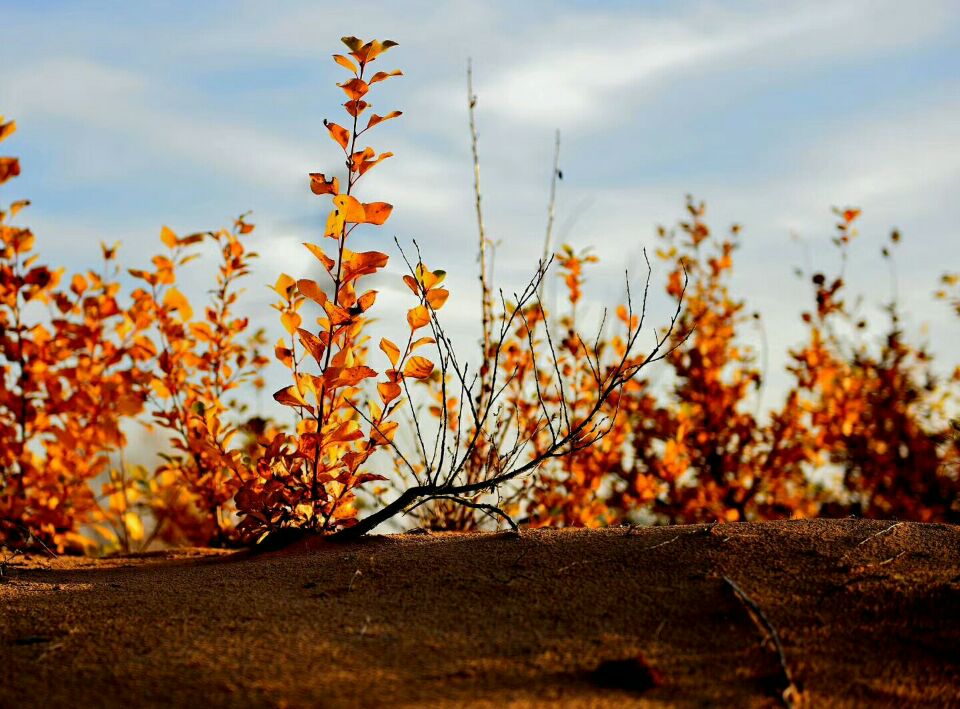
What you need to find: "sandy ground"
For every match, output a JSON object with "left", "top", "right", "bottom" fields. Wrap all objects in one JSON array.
[{"left": 1, "top": 519, "right": 959, "bottom": 708}]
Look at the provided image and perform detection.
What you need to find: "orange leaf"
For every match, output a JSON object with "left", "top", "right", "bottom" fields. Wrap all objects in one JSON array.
[
  {"left": 273, "top": 385, "right": 314, "bottom": 413},
  {"left": 403, "top": 356, "right": 435, "bottom": 379},
  {"left": 407, "top": 305, "right": 430, "bottom": 330},
  {"left": 402, "top": 274, "right": 420, "bottom": 295},
  {"left": 370, "top": 421, "right": 399, "bottom": 446},
  {"left": 341, "top": 250, "right": 389, "bottom": 283},
  {"left": 70, "top": 273, "right": 88, "bottom": 295},
  {"left": 379, "top": 337, "right": 400, "bottom": 366},
  {"left": 281, "top": 311, "right": 302, "bottom": 335},
  {"left": 426, "top": 288, "right": 449, "bottom": 310},
  {"left": 303, "top": 243, "right": 336, "bottom": 272},
  {"left": 309, "top": 173, "right": 340, "bottom": 196},
  {"left": 160, "top": 226, "right": 178, "bottom": 248},
  {"left": 338, "top": 78, "right": 369, "bottom": 101},
  {"left": 352, "top": 39, "right": 398, "bottom": 65},
  {"left": 333, "top": 54, "right": 359, "bottom": 74},
  {"left": 362, "top": 201, "right": 393, "bottom": 225},
  {"left": 368, "top": 70, "right": 402, "bottom": 85},
  {"left": 377, "top": 381, "right": 402, "bottom": 404},
  {"left": 0, "top": 157, "right": 20, "bottom": 186},
  {"left": 0, "top": 119, "right": 16, "bottom": 143},
  {"left": 297, "top": 328, "right": 326, "bottom": 363},
  {"left": 336, "top": 365, "right": 378, "bottom": 387},
  {"left": 324, "top": 120, "right": 350, "bottom": 151},
  {"left": 358, "top": 152, "right": 394, "bottom": 177},
  {"left": 365, "top": 111, "right": 402, "bottom": 131},
  {"left": 357, "top": 290, "right": 377, "bottom": 311},
  {"left": 343, "top": 100, "right": 369, "bottom": 118},
  {"left": 297, "top": 278, "right": 327, "bottom": 306}
]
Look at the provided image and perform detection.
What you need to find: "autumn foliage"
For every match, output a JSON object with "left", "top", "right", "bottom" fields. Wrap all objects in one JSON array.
[{"left": 1, "top": 37, "right": 958, "bottom": 554}]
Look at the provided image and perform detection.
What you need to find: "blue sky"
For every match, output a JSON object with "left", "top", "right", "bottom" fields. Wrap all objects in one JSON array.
[{"left": 2, "top": 0, "right": 959, "bottom": 410}]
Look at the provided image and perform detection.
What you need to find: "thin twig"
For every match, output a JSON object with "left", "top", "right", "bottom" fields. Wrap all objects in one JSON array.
[
  {"left": 644, "top": 534, "right": 681, "bottom": 551},
  {"left": 856, "top": 521, "right": 903, "bottom": 547},
  {"left": 538, "top": 129, "right": 561, "bottom": 302},
  {"left": 723, "top": 575, "right": 799, "bottom": 707}
]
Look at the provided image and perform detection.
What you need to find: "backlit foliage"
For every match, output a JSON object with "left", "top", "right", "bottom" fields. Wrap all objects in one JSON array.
[
  {"left": 2, "top": 34, "right": 958, "bottom": 553},
  {"left": 1, "top": 115, "right": 152, "bottom": 551},
  {"left": 527, "top": 204, "right": 958, "bottom": 527},
  {"left": 233, "top": 37, "right": 413, "bottom": 542},
  {"left": 129, "top": 219, "right": 269, "bottom": 546}
]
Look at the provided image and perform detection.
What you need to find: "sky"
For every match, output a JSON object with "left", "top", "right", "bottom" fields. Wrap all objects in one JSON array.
[{"left": 2, "top": 0, "right": 959, "bottom": 414}]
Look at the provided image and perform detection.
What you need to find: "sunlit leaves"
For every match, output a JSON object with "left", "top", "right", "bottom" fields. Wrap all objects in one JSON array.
[
  {"left": 341, "top": 249, "right": 388, "bottom": 283},
  {"left": 238, "top": 37, "right": 408, "bottom": 541},
  {"left": 274, "top": 384, "right": 314, "bottom": 412},
  {"left": 341, "top": 36, "right": 398, "bottom": 66}
]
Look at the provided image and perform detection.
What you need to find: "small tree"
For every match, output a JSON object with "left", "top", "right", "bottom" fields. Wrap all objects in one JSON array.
[{"left": 232, "top": 38, "right": 686, "bottom": 542}]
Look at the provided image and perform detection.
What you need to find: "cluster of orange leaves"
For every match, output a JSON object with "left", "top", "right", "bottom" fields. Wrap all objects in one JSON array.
[
  {"left": 523, "top": 202, "right": 958, "bottom": 527},
  {"left": 2, "top": 35, "right": 958, "bottom": 553},
  {"left": 231, "top": 37, "right": 453, "bottom": 542},
  {"left": 1, "top": 113, "right": 271, "bottom": 551}
]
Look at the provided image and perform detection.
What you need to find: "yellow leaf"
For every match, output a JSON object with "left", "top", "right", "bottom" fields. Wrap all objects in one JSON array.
[
  {"left": 274, "top": 273, "right": 296, "bottom": 297},
  {"left": 281, "top": 311, "right": 302, "bottom": 335},
  {"left": 163, "top": 287, "right": 193, "bottom": 321},
  {"left": 124, "top": 512, "right": 144, "bottom": 541},
  {"left": 160, "top": 225, "right": 178, "bottom": 249},
  {"left": 333, "top": 194, "right": 366, "bottom": 223},
  {"left": 332, "top": 54, "right": 359, "bottom": 74},
  {"left": 379, "top": 337, "right": 400, "bottom": 366}
]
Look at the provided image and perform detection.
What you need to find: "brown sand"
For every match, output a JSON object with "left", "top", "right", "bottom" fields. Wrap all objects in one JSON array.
[{"left": 1, "top": 519, "right": 958, "bottom": 708}]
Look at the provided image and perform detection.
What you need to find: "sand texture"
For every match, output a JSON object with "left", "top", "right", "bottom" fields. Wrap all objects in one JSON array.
[{"left": 2, "top": 519, "right": 959, "bottom": 707}]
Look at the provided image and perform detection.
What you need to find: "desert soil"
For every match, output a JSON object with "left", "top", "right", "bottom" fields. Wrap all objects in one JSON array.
[{"left": 1, "top": 519, "right": 959, "bottom": 708}]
